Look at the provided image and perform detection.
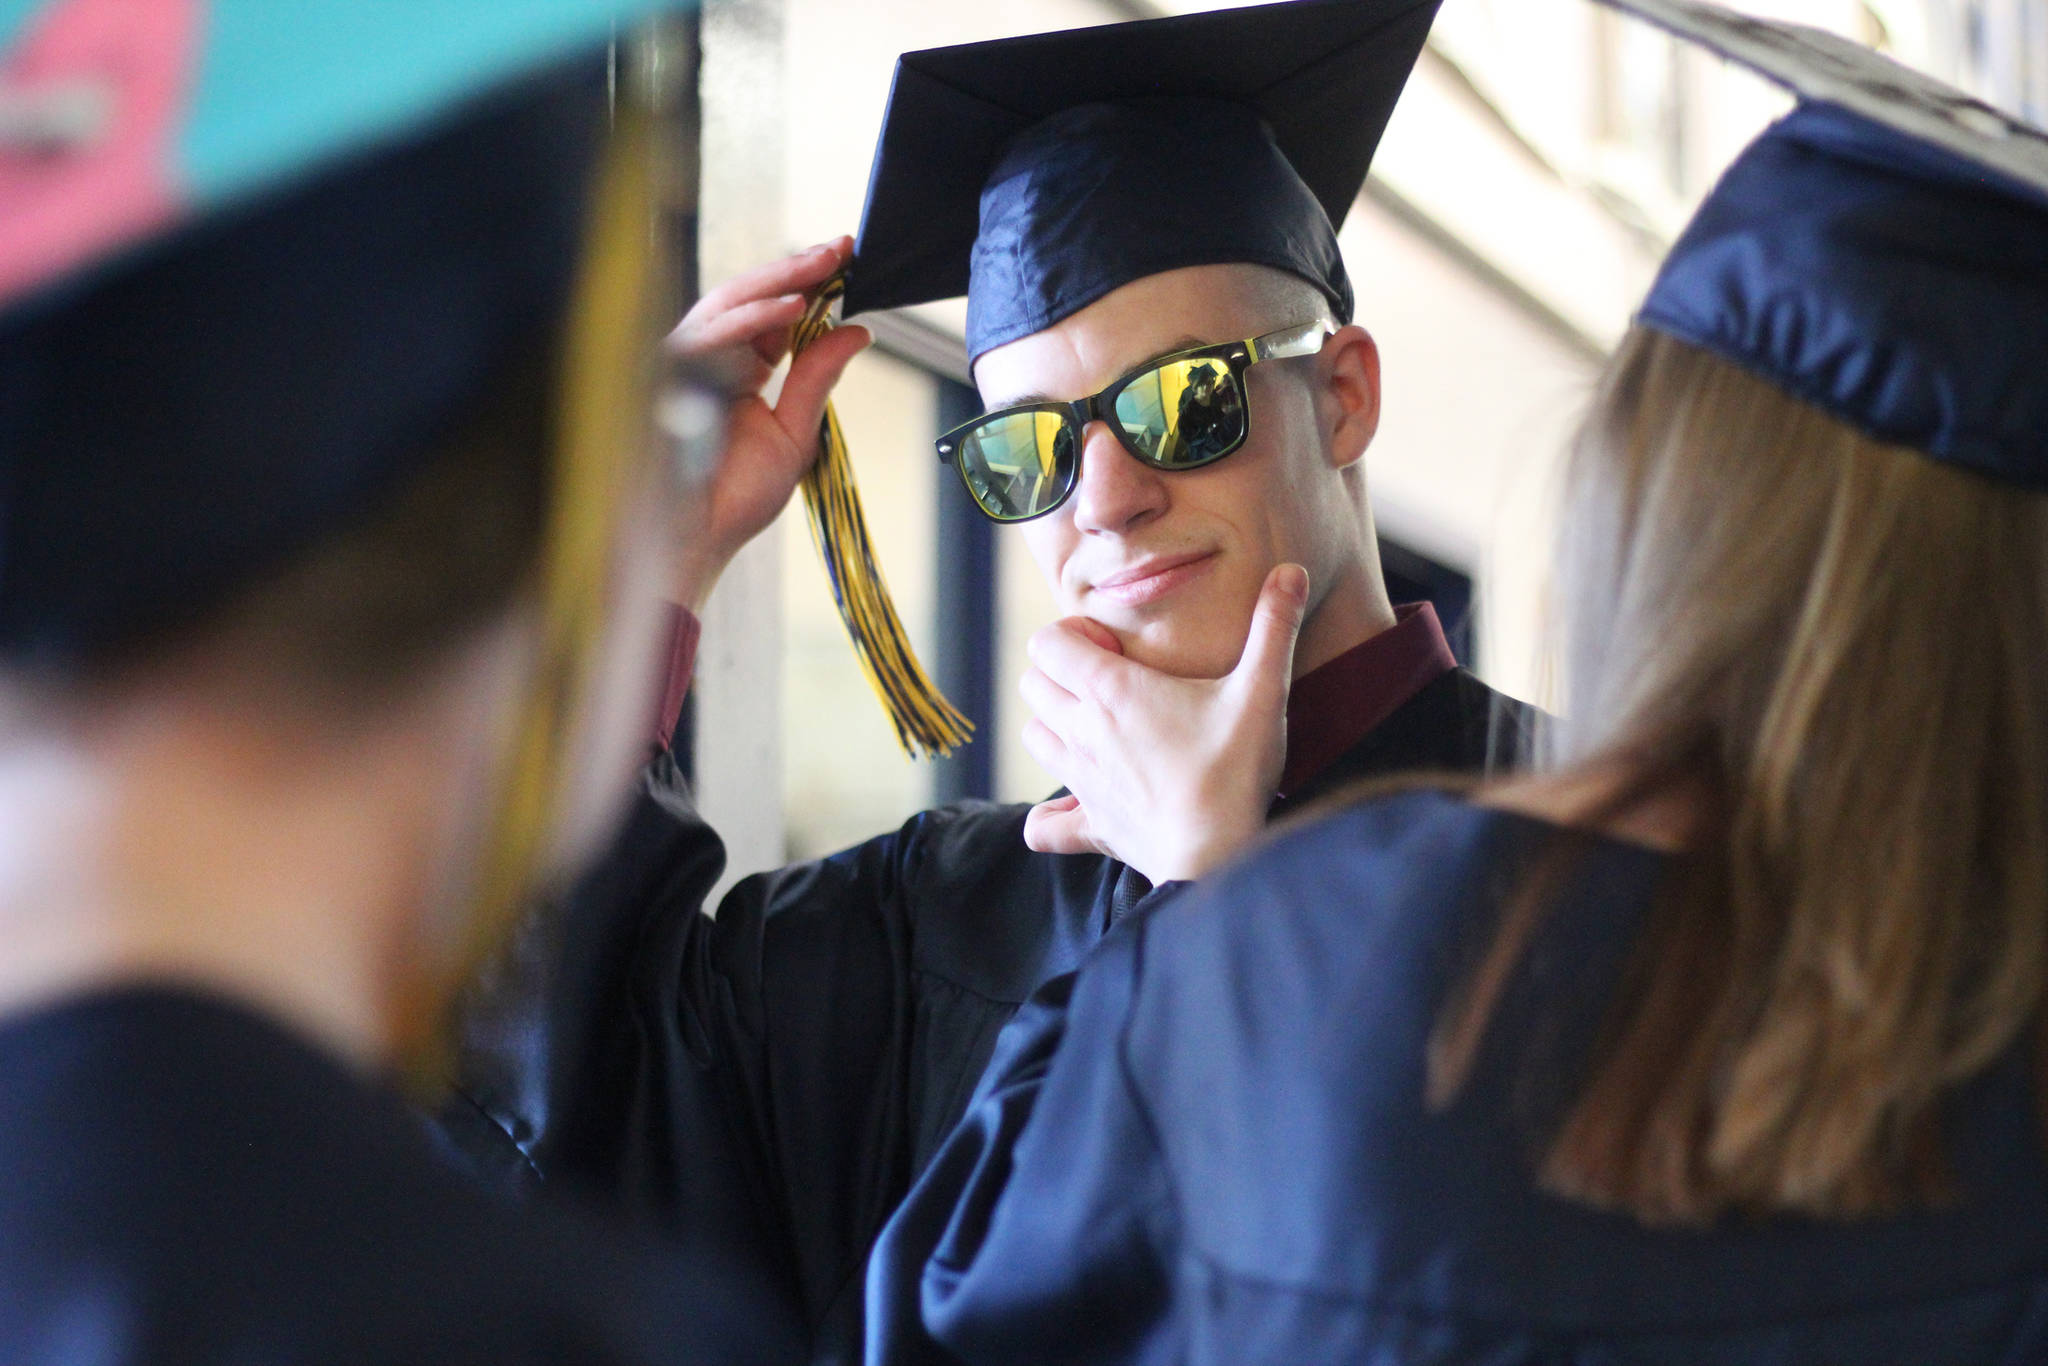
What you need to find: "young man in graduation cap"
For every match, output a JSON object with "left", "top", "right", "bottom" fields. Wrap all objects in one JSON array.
[
  {"left": 0, "top": 2, "right": 775, "bottom": 1361},
  {"left": 446, "top": 0, "right": 1529, "bottom": 1359}
]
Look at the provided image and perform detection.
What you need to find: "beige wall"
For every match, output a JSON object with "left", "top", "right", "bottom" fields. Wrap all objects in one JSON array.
[
  {"left": 783, "top": 0, "right": 1118, "bottom": 253},
  {"left": 1339, "top": 201, "right": 1601, "bottom": 711}
]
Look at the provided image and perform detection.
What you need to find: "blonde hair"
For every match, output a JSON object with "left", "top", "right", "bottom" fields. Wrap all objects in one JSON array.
[{"left": 1431, "top": 327, "right": 2048, "bottom": 1222}]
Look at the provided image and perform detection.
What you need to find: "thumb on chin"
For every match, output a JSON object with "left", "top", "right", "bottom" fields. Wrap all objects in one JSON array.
[{"left": 1235, "top": 562, "right": 1309, "bottom": 686}]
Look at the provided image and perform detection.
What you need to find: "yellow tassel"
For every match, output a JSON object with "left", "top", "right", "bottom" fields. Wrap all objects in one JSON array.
[{"left": 792, "top": 274, "right": 974, "bottom": 759}]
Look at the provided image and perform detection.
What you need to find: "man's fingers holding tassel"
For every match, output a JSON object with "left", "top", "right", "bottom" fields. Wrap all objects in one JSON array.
[
  {"left": 673, "top": 235, "right": 853, "bottom": 368},
  {"left": 776, "top": 322, "right": 871, "bottom": 456},
  {"left": 665, "top": 237, "right": 868, "bottom": 609}
]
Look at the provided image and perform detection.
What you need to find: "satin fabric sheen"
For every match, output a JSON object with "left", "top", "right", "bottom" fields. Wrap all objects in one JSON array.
[{"left": 1641, "top": 102, "right": 2048, "bottom": 490}]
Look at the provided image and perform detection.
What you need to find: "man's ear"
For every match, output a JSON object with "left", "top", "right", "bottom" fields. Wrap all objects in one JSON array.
[{"left": 1317, "top": 323, "right": 1381, "bottom": 471}]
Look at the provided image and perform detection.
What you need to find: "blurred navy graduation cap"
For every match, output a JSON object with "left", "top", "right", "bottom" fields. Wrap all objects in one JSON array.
[
  {"left": 0, "top": 0, "right": 689, "bottom": 661},
  {"left": 842, "top": 0, "right": 1444, "bottom": 362},
  {"left": 1601, "top": 0, "right": 2048, "bottom": 490}
]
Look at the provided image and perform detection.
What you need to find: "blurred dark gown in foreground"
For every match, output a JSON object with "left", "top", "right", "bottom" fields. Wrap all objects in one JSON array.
[{"left": 0, "top": 988, "right": 782, "bottom": 1365}]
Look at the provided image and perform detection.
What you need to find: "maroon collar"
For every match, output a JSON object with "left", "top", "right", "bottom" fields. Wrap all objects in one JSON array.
[{"left": 1277, "top": 602, "right": 1457, "bottom": 798}]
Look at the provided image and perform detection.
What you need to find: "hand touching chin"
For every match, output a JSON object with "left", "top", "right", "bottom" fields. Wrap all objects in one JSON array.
[{"left": 1020, "top": 564, "right": 1309, "bottom": 884}]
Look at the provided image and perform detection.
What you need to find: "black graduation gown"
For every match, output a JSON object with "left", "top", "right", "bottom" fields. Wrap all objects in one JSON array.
[
  {"left": 0, "top": 986, "right": 781, "bottom": 1366},
  {"left": 443, "top": 667, "right": 1531, "bottom": 1364}
]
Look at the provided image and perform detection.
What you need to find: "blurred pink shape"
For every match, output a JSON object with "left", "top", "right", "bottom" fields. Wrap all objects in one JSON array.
[{"left": 0, "top": 0, "right": 201, "bottom": 308}]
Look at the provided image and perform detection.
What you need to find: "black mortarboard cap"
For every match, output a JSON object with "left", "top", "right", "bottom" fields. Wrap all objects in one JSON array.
[
  {"left": 843, "top": 0, "right": 1443, "bottom": 362},
  {"left": 1605, "top": 0, "right": 2048, "bottom": 489}
]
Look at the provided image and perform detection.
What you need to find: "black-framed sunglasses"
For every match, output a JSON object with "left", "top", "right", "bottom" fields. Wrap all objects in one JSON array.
[{"left": 935, "top": 320, "right": 1330, "bottom": 523}]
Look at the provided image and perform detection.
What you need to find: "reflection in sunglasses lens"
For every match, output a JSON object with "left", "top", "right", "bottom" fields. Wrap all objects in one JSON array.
[
  {"left": 961, "top": 410, "right": 1075, "bottom": 520},
  {"left": 1113, "top": 358, "right": 1245, "bottom": 468}
]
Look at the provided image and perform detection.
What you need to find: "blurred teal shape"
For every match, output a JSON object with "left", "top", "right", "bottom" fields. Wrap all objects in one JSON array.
[{"left": 1, "top": 0, "right": 688, "bottom": 306}]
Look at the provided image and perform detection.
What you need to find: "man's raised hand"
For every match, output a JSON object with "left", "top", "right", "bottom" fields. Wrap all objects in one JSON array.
[
  {"left": 667, "top": 236, "right": 872, "bottom": 610},
  {"left": 1019, "top": 564, "right": 1311, "bottom": 884}
]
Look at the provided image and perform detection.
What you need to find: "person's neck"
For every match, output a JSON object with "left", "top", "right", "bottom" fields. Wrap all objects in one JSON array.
[
  {"left": 1291, "top": 550, "right": 1398, "bottom": 679},
  {"left": 0, "top": 697, "right": 438, "bottom": 1066}
]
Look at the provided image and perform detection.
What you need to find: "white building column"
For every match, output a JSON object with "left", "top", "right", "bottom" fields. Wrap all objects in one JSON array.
[{"left": 692, "top": 0, "right": 788, "bottom": 899}]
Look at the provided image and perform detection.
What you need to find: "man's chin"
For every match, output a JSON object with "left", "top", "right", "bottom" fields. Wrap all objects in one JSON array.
[{"left": 1110, "top": 623, "right": 1239, "bottom": 680}]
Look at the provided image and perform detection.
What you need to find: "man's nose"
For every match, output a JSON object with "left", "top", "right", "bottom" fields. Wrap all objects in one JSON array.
[{"left": 1069, "top": 420, "right": 1168, "bottom": 535}]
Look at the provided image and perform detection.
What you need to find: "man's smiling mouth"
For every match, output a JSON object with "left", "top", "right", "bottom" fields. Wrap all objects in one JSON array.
[{"left": 1089, "top": 551, "right": 1219, "bottom": 607}]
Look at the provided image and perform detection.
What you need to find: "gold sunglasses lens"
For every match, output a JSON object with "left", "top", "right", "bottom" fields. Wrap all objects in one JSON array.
[
  {"left": 1111, "top": 357, "right": 1246, "bottom": 468},
  {"left": 957, "top": 410, "right": 1077, "bottom": 520}
]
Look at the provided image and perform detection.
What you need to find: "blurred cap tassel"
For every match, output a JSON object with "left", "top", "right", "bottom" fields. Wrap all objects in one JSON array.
[
  {"left": 792, "top": 274, "right": 973, "bottom": 759},
  {"left": 406, "top": 89, "right": 666, "bottom": 1094}
]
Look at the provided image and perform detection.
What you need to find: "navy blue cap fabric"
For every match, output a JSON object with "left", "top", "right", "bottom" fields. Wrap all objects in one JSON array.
[
  {"left": 843, "top": 0, "right": 1442, "bottom": 363},
  {"left": 0, "top": 63, "right": 602, "bottom": 661},
  {"left": 965, "top": 98, "right": 1352, "bottom": 360},
  {"left": 1601, "top": 0, "right": 2048, "bottom": 489},
  {"left": 1640, "top": 102, "right": 2048, "bottom": 488}
]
